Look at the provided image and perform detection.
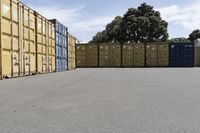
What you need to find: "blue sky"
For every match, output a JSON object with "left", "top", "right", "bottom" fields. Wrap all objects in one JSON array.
[{"left": 22, "top": 0, "right": 200, "bottom": 42}]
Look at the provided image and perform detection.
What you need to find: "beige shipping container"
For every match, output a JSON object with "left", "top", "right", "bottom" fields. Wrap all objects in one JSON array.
[
  {"left": 134, "top": 44, "right": 145, "bottom": 67},
  {"left": 146, "top": 43, "right": 158, "bottom": 67},
  {"left": 86, "top": 44, "right": 98, "bottom": 67},
  {"left": 47, "top": 22, "right": 56, "bottom": 73},
  {"left": 68, "top": 33, "right": 76, "bottom": 70},
  {"left": 99, "top": 44, "right": 110, "bottom": 67},
  {"left": 76, "top": 44, "right": 86, "bottom": 67},
  {"left": 157, "top": 43, "right": 169, "bottom": 67},
  {"left": 0, "top": 0, "right": 38, "bottom": 79},
  {"left": 122, "top": 44, "right": 134, "bottom": 67},
  {"left": 110, "top": 44, "right": 121, "bottom": 67},
  {"left": 20, "top": 4, "right": 36, "bottom": 76},
  {"left": 35, "top": 13, "right": 55, "bottom": 74},
  {"left": 0, "top": 0, "right": 20, "bottom": 79}
]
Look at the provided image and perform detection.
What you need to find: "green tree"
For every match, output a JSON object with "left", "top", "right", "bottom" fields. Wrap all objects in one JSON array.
[
  {"left": 90, "top": 30, "right": 108, "bottom": 43},
  {"left": 90, "top": 3, "right": 169, "bottom": 43},
  {"left": 189, "top": 29, "right": 200, "bottom": 41},
  {"left": 170, "top": 37, "right": 191, "bottom": 43}
]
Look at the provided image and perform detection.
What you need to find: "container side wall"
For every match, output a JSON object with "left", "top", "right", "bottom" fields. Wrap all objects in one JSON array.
[{"left": 122, "top": 44, "right": 134, "bottom": 67}]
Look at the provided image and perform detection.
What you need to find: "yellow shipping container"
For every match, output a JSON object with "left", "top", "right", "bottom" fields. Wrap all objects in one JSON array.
[
  {"left": 20, "top": 4, "right": 37, "bottom": 76},
  {"left": 157, "top": 43, "right": 169, "bottom": 67},
  {"left": 0, "top": 0, "right": 38, "bottom": 79},
  {"left": 86, "top": 44, "right": 98, "bottom": 67},
  {"left": 122, "top": 44, "right": 134, "bottom": 67},
  {"left": 76, "top": 44, "right": 86, "bottom": 67},
  {"left": 68, "top": 33, "right": 76, "bottom": 70},
  {"left": 99, "top": 44, "right": 110, "bottom": 67},
  {"left": 47, "top": 22, "right": 56, "bottom": 73},
  {"left": 35, "top": 13, "right": 55, "bottom": 74},
  {"left": 134, "top": 44, "right": 145, "bottom": 67},
  {"left": 146, "top": 43, "right": 158, "bottom": 67},
  {"left": 110, "top": 44, "right": 121, "bottom": 67}
]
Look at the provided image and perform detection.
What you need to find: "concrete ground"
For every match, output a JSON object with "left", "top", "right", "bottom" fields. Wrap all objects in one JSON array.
[{"left": 0, "top": 68, "right": 200, "bottom": 133}]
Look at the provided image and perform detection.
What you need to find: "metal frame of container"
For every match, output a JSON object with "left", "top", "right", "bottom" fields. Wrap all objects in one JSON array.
[{"left": 50, "top": 19, "right": 68, "bottom": 72}]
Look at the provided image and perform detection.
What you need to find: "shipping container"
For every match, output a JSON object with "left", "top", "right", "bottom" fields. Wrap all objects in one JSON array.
[
  {"left": 122, "top": 44, "right": 134, "bottom": 67},
  {"left": 19, "top": 3, "right": 37, "bottom": 76},
  {"left": 76, "top": 44, "right": 86, "bottom": 67},
  {"left": 0, "top": 0, "right": 39, "bottom": 79},
  {"left": 99, "top": 44, "right": 110, "bottom": 67},
  {"left": 68, "top": 33, "right": 76, "bottom": 70},
  {"left": 50, "top": 19, "right": 67, "bottom": 72},
  {"left": 157, "top": 43, "right": 169, "bottom": 67},
  {"left": 146, "top": 43, "right": 158, "bottom": 67},
  {"left": 134, "top": 44, "right": 145, "bottom": 67},
  {"left": 86, "top": 44, "right": 98, "bottom": 67},
  {"left": 110, "top": 44, "right": 121, "bottom": 67},
  {"left": 0, "top": 0, "right": 20, "bottom": 79},
  {"left": 194, "top": 39, "right": 200, "bottom": 67},
  {"left": 169, "top": 43, "right": 194, "bottom": 67},
  {"left": 47, "top": 21, "right": 56, "bottom": 73},
  {"left": 35, "top": 13, "right": 55, "bottom": 74}
]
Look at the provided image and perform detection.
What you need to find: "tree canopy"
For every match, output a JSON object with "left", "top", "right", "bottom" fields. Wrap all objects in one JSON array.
[
  {"left": 189, "top": 29, "right": 200, "bottom": 42},
  {"left": 90, "top": 3, "right": 169, "bottom": 44}
]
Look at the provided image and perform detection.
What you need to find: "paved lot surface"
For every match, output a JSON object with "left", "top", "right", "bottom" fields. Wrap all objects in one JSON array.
[{"left": 0, "top": 68, "right": 200, "bottom": 133}]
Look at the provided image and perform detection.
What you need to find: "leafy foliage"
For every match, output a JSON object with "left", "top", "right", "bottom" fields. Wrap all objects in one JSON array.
[{"left": 90, "top": 3, "right": 169, "bottom": 43}]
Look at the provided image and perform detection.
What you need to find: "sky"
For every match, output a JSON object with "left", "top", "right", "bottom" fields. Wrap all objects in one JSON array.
[{"left": 21, "top": 0, "right": 200, "bottom": 43}]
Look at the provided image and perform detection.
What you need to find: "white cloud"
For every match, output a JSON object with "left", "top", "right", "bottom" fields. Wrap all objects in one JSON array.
[
  {"left": 31, "top": 5, "right": 114, "bottom": 42},
  {"left": 158, "top": 0, "right": 200, "bottom": 30}
]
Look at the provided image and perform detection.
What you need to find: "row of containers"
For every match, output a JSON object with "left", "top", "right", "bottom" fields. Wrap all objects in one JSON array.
[
  {"left": 0, "top": 0, "right": 76, "bottom": 79},
  {"left": 76, "top": 42, "right": 200, "bottom": 68}
]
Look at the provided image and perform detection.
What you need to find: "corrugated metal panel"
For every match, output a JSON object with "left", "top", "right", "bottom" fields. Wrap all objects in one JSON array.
[
  {"left": 146, "top": 43, "right": 158, "bottom": 67},
  {"left": 0, "top": 0, "right": 20, "bottom": 78},
  {"left": 47, "top": 22, "right": 55, "bottom": 73},
  {"left": 20, "top": 4, "right": 36, "bottom": 76},
  {"left": 122, "top": 44, "right": 134, "bottom": 67},
  {"left": 76, "top": 44, "right": 86, "bottom": 67},
  {"left": 134, "top": 44, "right": 145, "bottom": 67},
  {"left": 157, "top": 43, "right": 169, "bottom": 67},
  {"left": 110, "top": 44, "right": 121, "bottom": 67},
  {"left": 35, "top": 14, "right": 56, "bottom": 74},
  {"left": 50, "top": 19, "right": 67, "bottom": 72},
  {"left": 169, "top": 43, "right": 194, "bottom": 67},
  {"left": 99, "top": 44, "right": 110, "bottom": 67},
  {"left": 86, "top": 44, "right": 98, "bottom": 67},
  {"left": 68, "top": 33, "right": 76, "bottom": 70}
]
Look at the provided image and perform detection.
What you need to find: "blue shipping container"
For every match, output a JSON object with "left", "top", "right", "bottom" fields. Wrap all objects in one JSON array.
[
  {"left": 169, "top": 43, "right": 194, "bottom": 67},
  {"left": 50, "top": 19, "right": 68, "bottom": 71}
]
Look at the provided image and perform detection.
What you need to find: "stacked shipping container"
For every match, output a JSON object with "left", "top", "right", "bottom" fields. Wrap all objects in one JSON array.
[
  {"left": 0, "top": 0, "right": 76, "bottom": 80},
  {"left": 50, "top": 19, "right": 68, "bottom": 72}
]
